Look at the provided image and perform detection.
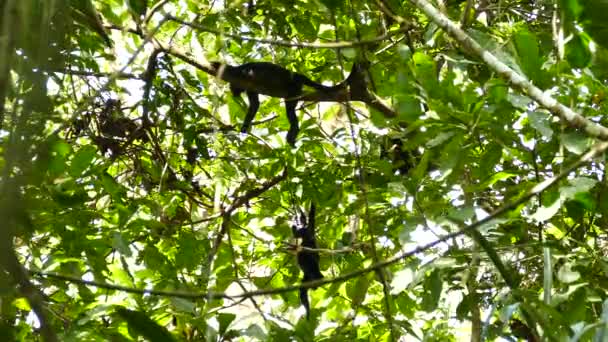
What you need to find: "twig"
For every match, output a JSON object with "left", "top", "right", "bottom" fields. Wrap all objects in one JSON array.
[{"left": 168, "top": 15, "right": 409, "bottom": 49}]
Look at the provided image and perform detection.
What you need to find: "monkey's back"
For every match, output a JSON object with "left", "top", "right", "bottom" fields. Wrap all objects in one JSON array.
[{"left": 232, "top": 62, "right": 312, "bottom": 98}]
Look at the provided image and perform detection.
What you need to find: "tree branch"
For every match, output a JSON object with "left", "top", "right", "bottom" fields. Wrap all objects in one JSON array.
[
  {"left": 205, "top": 169, "right": 289, "bottom": 275},
  {"left": 405, "top": 0, "right": 608, "bottom": 140},
  {"left": 168, "top": 15, "right": 410, "bottom": 49}
]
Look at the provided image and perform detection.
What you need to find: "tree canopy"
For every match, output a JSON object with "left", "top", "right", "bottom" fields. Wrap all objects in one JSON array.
[{"left": 2, "top": 0, "right": 608, "bottom": 341}]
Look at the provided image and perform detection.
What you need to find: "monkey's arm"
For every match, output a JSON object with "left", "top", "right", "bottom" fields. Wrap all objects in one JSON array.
[
  {"left": 240, "top": 91, "right": 260, "bottom": 134},
  {"left": 284, "top": 100, "right": 299, "bottom": 146}
]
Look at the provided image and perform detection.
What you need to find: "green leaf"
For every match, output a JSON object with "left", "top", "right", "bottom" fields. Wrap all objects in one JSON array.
[
  {"left": 70, "top": 0, "right": 112, "bottom": 46},
  {"left": 438, "top": 136, "right": 464, "bottom": 179},
  {"left": 447, "top": 205, "right": 474, "bottom": 222},
  {"left": 456, "top": 293, "right": 474, "bottom": 320},
  {"left": 477, "top": 143, "right": 502, "bottom": 178},
  {"left": 472, "top": 172, "right": 517, "bottom": 191},
  {"left": 531, "top": 198, "right": 562, "bottom": 222},
  {"left": 112, "top": 232, "right": 132, "bottom": 257},
  {"left": 289, "top": 15, "right": 319, "bottom": 40},
  {"left": 396, "top": 95, "right": 423, "bottom": 122},
  {"left": 48, "top": 140, "right": 72, "bottom": 176},
  {"left": 171, "top": 297, "right": 196, "bottom": 314},
  {"left": 557, "top": 262, "right": 580, "bottom": 283},
  {"left": 421, "top": 269, "right": 442, "bottom": 312},
  {"left": 565, "top": 199, "right": 586, "bottom": 223},
  {"left": 412, "top": 52, "right": 439, "bottom": 97},
  {"left": 528, "top": 111, "right": 553, "bottom": 139},
  {"left": 562, "top": 132, "right": 592, "bottom": 155},
  {"left": 426, "top": 131, "right": 455, "bottom": 148},
  {"left": 391, "top": 268, "right": 414, "bottom": 294},
  {"left": 69, "top": 145, "right": 97, "bottom": 177},
  {"left": 99, "top": 172, "right": 124, "bottom": 200},
  {"left": 560, "top": 0, "right": 583, "bottom": 20},
  {"left": 318, "top": 0, "right": 343, "bottom": 11},
  {"left": 126, "top": 0, "right": 147, "bottom": 18},
  {"left": 581, "top": 0, "right": 608, "bottom": 50},
  {"left": 513, "top": 29, "right": 542, "bottom": 81},
  {"left": 347, "top": 273, "right": 370, "bottom": 307},
  {"left": 218, "top": 313, "right": 236, "bottom": 336},
  {"left": 114, "top": 307, "right": 175, "bottom": 342},
  {"left": 566, "top": 34, "right": 592, "bottom": 68},
  {"left": 561, "top": 177, "right": 597, "bottom": 201}
]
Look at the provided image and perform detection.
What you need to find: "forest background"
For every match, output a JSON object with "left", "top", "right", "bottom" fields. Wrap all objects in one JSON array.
[{"left": 2, "top": 0, "right": 608, "bottom": 341}]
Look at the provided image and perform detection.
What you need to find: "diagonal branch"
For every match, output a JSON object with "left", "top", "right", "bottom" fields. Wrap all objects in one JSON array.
[
  {"left": 402, "top": 0, "right": 608, "bottom": 140},
  {"left": 206, "top": 169, "right": 288, "bottom": 271}
]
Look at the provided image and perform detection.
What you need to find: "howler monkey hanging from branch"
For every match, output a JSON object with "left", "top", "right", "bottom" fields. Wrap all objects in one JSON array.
[
  {"left": 292, "top": 203, "right": 323, "bottom": 319},
  {"left": 211, "top": 61, "right": 359, "bottom": 146}
]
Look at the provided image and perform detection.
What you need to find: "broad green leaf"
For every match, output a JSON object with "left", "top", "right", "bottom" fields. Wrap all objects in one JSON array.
[
  {"left": 561, "top": 177, "right": 597, "bottom": 200},
  {"left": 557, "top": 262, "right": 581, "bottom": 283},
  {"left": 421, "top": 269, "right": 442, "bottom": 312},
  {"left": 126, "top": 0, "right": 147, "bottom": 18},
  {"left": 472, "top": 172, "right": 517, "bottom": 191},
  {"left": 391, "top": 268, "right": 414, "bottom": 294},
  {"left": 396, "top": 95, "right": 423, "bottom": 122},
  {"left": 412, "top": 52, "right": 439, "bottom": 97},
  {"left": 69, "top": 145, "right": 97, "bottom": 177},
  {"left": 218, "top": 313, "right": 236, "bottom": 336},
  {"left": 528, "top": 111, "right": 553, "bottom": 139},
  {"left": 513, "top": 29, "right": 542, "bottom": 81},
  {"left": 566, "top": 34, "right": 592, "bottom": 68},
  {"left": 531, "top": 198, "right": 562, "bottom": 222},
  {"left": 350, "top": 273, "right": 370, "bottom": 307},
  {"left": 562, "top": 132, "right": 592, "bottom": 155},
  {"left": 115, "top": 307, "right": 175, "bottom": 342},
  {"left": 581, "top": 0, "right": 608, "bottom": 50},
  {"left": 112, "top": 232, "right": 132, "bottom": 257}
]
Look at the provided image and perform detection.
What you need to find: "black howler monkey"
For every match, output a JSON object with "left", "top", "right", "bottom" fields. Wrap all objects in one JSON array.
[
  {"left": 292, "top": 203, "right": 323, "bottom": 319},
  {"left": 211, "top": 61, "right": 348, "bottom": 146},
  {"left": 380, "top": 137, "right": 417, "bottom": 175}
]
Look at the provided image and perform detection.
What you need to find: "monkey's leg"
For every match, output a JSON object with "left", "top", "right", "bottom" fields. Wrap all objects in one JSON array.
[
  {"left": 241, "top": 91, "right": 260, "bottom": 133},
  {"left": 285, "top": 100, "right": 299, "bottom": 146}
]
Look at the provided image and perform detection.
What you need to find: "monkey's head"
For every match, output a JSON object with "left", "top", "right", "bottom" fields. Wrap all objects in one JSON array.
[{"left": 210, "top": 61, "right": 228, "bottom": 78}]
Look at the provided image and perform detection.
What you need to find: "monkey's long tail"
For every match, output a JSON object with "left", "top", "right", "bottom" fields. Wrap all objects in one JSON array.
[{"left": 299, "top": 287, "right": 311, "bottom": 320}]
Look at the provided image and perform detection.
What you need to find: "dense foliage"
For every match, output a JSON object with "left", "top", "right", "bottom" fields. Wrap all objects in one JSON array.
[{"left": 2, "top": 0, "right": 608, "bottom": 341}]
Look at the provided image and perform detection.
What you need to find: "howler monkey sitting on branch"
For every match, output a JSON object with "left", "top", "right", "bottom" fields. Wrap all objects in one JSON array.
[
  {"left": 292, "top": 203, "right": 323, "bottom": 319},
  {"left": 211, "top": 61, "right": 360, "bottom": 146}
]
